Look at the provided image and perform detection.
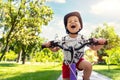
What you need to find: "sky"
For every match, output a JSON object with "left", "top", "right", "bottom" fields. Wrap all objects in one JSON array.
[{"left": 40, "top": 0, "right": 120, "bottom": 40}]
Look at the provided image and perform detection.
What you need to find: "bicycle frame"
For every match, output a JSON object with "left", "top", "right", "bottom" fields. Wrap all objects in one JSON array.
[
  {"left": 70, "top": 63, "right": 76, "bottom": 80},
  {"left": 42, "top": 38, "right": 107, "bottom": 80}
]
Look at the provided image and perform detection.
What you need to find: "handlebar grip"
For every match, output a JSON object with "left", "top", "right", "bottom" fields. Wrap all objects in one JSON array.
[
  {"left": 41, "top": 41, "right": 61, "bottom": 49},
  {"left": 104, "top": 40, "right": 108, "bottom": 45},
  {"left": 41, "top": 45, "right": 46, "bottom": 49},
  {"left": 96, "top": 40, "right": 108, "bottom": 45},
  {"left": 49, "top": 41, "right": 55, "bottom": 48},
  {"left": 41, "top": 41, "right": 56, "bottom": 49},
  {"left": 49, "top": 41, "right": 58, "bottom": 48}
]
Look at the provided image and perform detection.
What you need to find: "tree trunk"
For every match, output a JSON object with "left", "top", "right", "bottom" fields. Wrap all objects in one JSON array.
[
  {"left": 0, "top": 45, "right": 9, "bottom": 61},
  {"left": 0, "top": 23, "right": 15, "bottom": 61},
  {"left": 16, "top": 50, "right": 22, "bottom": 63},
  {"left": 22, "top": 48, "right": 26, "bottom": 64}
]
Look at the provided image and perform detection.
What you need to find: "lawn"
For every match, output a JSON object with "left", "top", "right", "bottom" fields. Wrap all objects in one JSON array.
[
  {"left": 0, "top": 62, "right": 120, "bottom": 80},
  {"left": 93, "top": 64, "right": 120, "bottom": 80},
  {"left": 0, "top": 62, "right": 62, "bottom": 80}
]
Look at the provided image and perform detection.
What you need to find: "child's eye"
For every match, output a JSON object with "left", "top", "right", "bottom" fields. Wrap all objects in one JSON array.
[
  {"left": 68, "top": 21, "right": 72, "bottom": 23},
  {"left": 68, "top": 20, "right": 78, "bottom": 23},
  {"left": 75, "top": 20, "right": 78, "bottom": 22}
]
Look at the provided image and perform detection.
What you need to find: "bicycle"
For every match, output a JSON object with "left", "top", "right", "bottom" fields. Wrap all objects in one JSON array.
[{"left": 42, "top": 38, "right": 107, "bottom": 80}]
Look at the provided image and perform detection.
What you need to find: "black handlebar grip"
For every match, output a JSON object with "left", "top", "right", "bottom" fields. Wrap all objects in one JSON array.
[
  {"left": 49, "top": 41, "right": 55, "bottom": 48},
  {"left": 49, "top": 41, "right": 58, "bottom": 48},
  {"left": 104, "top": 40, "right": 108, "bottom": 45},
  {"left": 41, "top": 45, "right": 46, "bottom": 49},
  {"left": 41, "top": 41, "right": 58, "bottom": 49},
  {"left": 94, "top": 40, "right": 108, "bottom": 45}
]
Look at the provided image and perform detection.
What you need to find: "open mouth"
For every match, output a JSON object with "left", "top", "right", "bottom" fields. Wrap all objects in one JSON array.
[{"left": 71, "top": 25, "right": 76, "bottom": 28}]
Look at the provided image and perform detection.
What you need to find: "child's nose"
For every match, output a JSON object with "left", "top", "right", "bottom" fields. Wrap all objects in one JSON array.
[{"left": 71, "top": 20, "right": 75, "bottom": 23}]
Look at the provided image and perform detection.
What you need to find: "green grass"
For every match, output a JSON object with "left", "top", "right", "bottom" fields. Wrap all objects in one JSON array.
[
  {"left": 93, "top": 64, "right": 120, "bottom": 80},
  {"left": 0, "top": 62, "right": 62, "bottom": 80},
  {"left": 1, "top": 62, "right": 120, "bottom": 80}
]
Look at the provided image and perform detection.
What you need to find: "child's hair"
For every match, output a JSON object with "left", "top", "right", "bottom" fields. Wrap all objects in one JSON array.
[{"left": 64, "top": 11, "right": 83, "bottom": 34}]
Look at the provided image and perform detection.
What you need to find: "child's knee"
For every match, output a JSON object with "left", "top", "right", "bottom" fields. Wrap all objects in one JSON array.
[
  {"left": 77, "top": 60, "right": 92, "bottom": 71},
  {"left": 85, "top": 62, "right": 92, "bottom": 70}
]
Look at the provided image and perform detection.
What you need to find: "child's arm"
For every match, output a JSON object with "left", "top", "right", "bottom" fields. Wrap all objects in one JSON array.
[
  {"left": 41, "top": 41, "right": 60, "bottom": 52},
  {"left": 89, "top": 38, "right": 107, "bottom": 50}
]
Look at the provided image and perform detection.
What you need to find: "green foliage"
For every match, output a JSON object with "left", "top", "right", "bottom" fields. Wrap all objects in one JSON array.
[
  {"left": 90, "top": 24, "right": 120, "bottom": 65},
  {"left": 91, "top": 24, "right": 120, "bottom": 50},
  {"left": 103, "top": 47, "right": 120, "bottom": 65},
  {"left": 84, "top": 49, "right": 98, "bottom": 64},
  {"left": 31, "top": 49, "right": 63, "bottom": 62},
  {"left": 5, "top": 50, "right": 17, "bottom": 61},
  {"left": 0, "top": 0, "right": 54, "bottom": 62}
]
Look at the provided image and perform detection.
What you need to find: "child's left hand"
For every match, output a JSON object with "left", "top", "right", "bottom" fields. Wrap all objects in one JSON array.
[
  {"left": 90, "top": 38, "right": 107, "bottom": 50},
  {"left": 95, "top": 38, "right": 107, "bottom": 45}
]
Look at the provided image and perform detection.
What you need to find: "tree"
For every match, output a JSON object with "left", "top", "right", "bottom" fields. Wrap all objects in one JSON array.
[
  {"left": 90, "top": 23, "right": 120, "bottom": 64},
  {"left": 0, "top": 0, "right": 53, "bottom": 63}
]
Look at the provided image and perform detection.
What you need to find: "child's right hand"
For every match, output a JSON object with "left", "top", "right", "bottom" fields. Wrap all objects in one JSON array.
[
  {"left": 49, "top": 47, "right": 60, "bottom": 52},
  {"left": 42, "top": 42, "right": 51, "bottom": 48},
  {"left": 42, "top": 41, "right": 60, "bottom": 52}
]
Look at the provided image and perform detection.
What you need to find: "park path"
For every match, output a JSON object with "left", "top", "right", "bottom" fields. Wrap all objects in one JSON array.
[{"left": 57, "top": 71, "right": 112, "bottom": 80}]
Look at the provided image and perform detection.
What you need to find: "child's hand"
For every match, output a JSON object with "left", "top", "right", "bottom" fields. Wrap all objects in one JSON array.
[
  {"left": 42, "top": 42, "right": 51, "bottom": 48},
  {"left": 42, "top": 41, "right": 60, "bottom": 52},
  {"left": 50, "top": 47, "right": 60, "bottom": 52},
  {"left": 41, "top": 41, "right": 51, "bottom": 49},
  {"left": 94, "top": 38, "right": 107, "bottom": 45},
  {"left": 90, "top": 38, "right": 107, "bottom": 50}
]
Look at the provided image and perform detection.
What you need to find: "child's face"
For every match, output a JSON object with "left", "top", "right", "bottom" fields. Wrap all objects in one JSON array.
[{"left": 66, "top": 16, "right": 81, "bottom": 34}]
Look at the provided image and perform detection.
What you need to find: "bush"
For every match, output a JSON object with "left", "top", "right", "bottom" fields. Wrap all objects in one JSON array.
[
  {"left": 84, "top": 49, "right": 98, "bottom": 64},
  {"left": 104, "top": 47, "right": 120, "bottom": 65},
  {"left": 31, "top": 49, "right": 63, "bottom": 62},
  {"left": 5, "top": 50, "right": 17, "bottom": 61}
]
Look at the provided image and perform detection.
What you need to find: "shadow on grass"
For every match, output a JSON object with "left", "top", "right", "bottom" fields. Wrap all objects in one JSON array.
[
  {"left": 0, "top": 63, "right": 19, "bottom": 67},
  {"left": 4, "top": 70, "right": 61, "bottom": 80}
]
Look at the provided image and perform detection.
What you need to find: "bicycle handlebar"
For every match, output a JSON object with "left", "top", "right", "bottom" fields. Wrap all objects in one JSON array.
[
  {"left": 41, "top": 38, "right": 107, "bottom": 64},
  {"left": 42, "top": 38, "right": 107, "bottom": 51}
]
